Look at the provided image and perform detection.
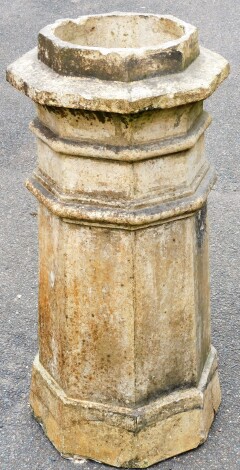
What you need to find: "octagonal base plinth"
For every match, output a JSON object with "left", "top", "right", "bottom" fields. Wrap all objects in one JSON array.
[{"left": 30, "top": 346, "right": 221, "bottom": 468}]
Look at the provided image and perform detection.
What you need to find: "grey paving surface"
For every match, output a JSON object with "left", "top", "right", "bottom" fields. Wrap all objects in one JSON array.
[{"left": 0, "top": 1, "right": 239, "bottom": 469}]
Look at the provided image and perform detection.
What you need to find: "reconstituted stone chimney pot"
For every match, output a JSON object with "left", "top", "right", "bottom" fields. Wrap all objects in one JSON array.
[{"left": 7, "top": 12, "right": 229, "bottom": 468}]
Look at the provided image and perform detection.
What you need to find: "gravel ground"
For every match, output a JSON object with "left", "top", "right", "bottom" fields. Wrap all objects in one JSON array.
[{"left": 0, "top": 1, "right": 239, "bottom": 469}]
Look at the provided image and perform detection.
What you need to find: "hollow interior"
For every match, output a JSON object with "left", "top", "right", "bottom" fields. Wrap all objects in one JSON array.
[{"left": 54, "top": 15, "right": 184, "bottom": 49}]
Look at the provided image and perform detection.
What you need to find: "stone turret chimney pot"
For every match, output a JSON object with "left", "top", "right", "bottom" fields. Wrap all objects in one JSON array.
[{"left": 7, "top": 12, "right": 229, "bottom": 468}]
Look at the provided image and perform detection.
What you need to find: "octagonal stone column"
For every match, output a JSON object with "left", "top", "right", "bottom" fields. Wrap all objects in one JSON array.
[{"left": 6, "top": 13, "right": 229, "bottom": 468}]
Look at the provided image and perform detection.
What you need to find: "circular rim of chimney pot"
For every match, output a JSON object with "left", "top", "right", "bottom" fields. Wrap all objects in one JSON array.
[
  {"left": 6, "top": 12, "right": 230, "bottom": 113},
  {"left": 38, "top": 12, "right": 200, "bottom": 82}
]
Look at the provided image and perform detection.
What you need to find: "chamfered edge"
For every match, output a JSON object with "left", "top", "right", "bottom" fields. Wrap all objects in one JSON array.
[
  {"left": 29, "top": 346, "right": 221, "bottom": 467},
  {"left": 6, "top": 47, "right": 229, "bottom": 113}
]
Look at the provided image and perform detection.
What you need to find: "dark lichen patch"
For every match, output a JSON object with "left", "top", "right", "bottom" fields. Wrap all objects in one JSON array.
[
  {"left": 42, "top": 105, "right": 68, "bottom": 118},
  {"left": 22, "top": 80, "right": 29, "bottom": 95},
  {"left": 173, "top": 107, "right": 186, "bottom": 128},
  {"left": 41, "top": 105, "right": 114, "bottom": 124},
  {"left": 93, "top": 111, "right": 108, "bottom": 124},
  {"left": 196, "top": 204, "right": 207, "bottom": 248}
]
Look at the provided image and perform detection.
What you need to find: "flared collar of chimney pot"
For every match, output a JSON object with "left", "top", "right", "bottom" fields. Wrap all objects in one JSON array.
[{"left": 6, "top": 12, "right": 229, "bottom": 113}]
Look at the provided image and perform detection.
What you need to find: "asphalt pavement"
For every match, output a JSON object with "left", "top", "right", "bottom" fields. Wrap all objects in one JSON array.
[{"left": 0, "top": 1, "right": 239, "bottom": 469}]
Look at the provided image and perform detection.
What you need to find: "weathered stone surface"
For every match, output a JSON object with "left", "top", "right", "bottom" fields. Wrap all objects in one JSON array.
[
  {"left": 30, "top": 346, "right": 220, "bottom": 467},
  {"left": 25, "top": 103, "right": 214, "bottom": 228},
  {"left": 6, "top": 47, "right": 229, "bottom": 113},
  {"left": 36, "top": 203, "right": 210, "bottom": 406},
  {"left": 6, "top": 11, "right": 229, "bottom": 468},
  {"left": 25, "top": 166, "right": 216, "bottom": 228},
  {"left": 38, "top": 13, "right": 199, "bottom": 81},
  {"left": 34, "top": 101, "right": 205, "bottom": 150}
]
